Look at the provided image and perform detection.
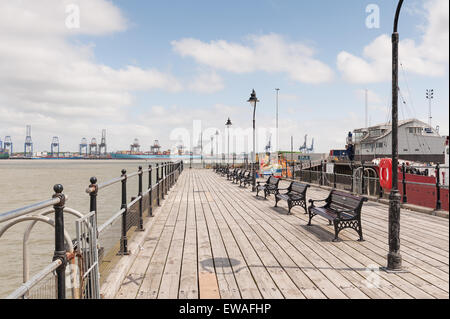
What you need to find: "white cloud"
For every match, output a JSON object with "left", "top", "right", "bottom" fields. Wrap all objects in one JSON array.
[
  {"left": 337, "top": 0, "right": 449, "bottom": 83},
  {"left": 172, "top": 33, "right": 334, "bottom": 84},
  {"left": 188, "top": 71, "right": 224, "bottom": 94},
  {"left": 0, "top": 0, "right": 190, "bottom": 151}
]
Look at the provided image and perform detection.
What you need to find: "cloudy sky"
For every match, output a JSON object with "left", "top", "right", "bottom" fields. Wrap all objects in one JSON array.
[{"left": 0, "top": 0, "right": 448, "bottom": 154}]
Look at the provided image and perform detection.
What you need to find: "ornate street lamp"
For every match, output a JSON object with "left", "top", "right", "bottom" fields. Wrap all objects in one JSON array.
[
  {"left": 226, "top": 118, "right": 232, "bottom": 166},
  {"left": 385, "top": 0, "right": 404, "bottom": 273},
  {"left": 248, "top": 89, "right": 259, "bottom": 192}
]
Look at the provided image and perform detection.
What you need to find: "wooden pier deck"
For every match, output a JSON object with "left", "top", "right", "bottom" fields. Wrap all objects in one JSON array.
[{"left": 112, "top": 169, "right": 449, "bottom": 299}]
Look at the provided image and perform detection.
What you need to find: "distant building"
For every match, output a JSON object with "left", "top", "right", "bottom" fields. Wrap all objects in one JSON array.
[{"left": 353, "top": 119, "right": 447, "bottom": 163}]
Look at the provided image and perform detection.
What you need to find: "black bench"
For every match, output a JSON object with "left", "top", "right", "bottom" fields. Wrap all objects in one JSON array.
[
  {"left": 256, "top": 176, "right": 280, "bottom": 199},
  {"left": 232, "top": 169, "right": 243, "bottom": 183},
  {"left": 274, "top": 182, "right": 309, "bottom": 215},
  {"left": 308, "top": 190, "right": 367, "bottom": 242},
  {"left": 239, "top": 171, "right": 252, "bottom": 187},
  {"left": 227, "top": 168, "right": 238, "bottom": 181}
]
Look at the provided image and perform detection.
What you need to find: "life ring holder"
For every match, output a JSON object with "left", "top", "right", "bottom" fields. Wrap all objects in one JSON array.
[{"left": 379, "top": 158, "right": 393, "bottom": 190}]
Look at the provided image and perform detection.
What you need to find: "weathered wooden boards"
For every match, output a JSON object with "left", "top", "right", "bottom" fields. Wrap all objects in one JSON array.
[{"left": 112, "top": 169, "right": 449, "bottom": 299}]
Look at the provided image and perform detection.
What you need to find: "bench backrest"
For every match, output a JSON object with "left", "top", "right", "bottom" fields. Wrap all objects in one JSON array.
[
  {"left": 288, "top": 182, "right": 309, "bottom": 195},
  {"left": 327, "top": 190, "right": 367, "bottom": 213},
  {"left": 267, "top": 176, "right": 280, "bottom": 186}
]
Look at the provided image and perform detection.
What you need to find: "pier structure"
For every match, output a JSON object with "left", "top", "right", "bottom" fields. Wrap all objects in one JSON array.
[{"left": 108, "top": 169, "right": 448, "bottom": 299}]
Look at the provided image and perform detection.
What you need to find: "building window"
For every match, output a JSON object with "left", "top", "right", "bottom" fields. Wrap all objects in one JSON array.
[
  {"left": 408, "top": 127, "right": 422, "bottom": 134},
  {"left": 376, "top": 142, "right": 383, "bottom": 148}
]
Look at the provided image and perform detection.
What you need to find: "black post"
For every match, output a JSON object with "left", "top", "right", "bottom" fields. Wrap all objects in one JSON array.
[
  {"left": 333, "top": 161, "right": 337, "bottom": 189},
  {"left": 309, "top": 160, "right": 312, "bottom": 183},
  {"left": 138, "top": 166, "right": 144, "bottom": 231},
  {"left": 299, "top": 162, "right": 302, "bottom": 182},
  {"left": 89, "top": 177, "right": 98, "bottom": 230},
  {"left": 386, "top": 0, "right": 404, "bottom": 272},
  {"left": 119, "top": 169, "right": 129, "bottom": 255},
  {"left": 402, "top": 163, "right": 407, "bottom": 203},
  {"left": 436, "top": 164, "right": 442, "bottom": 210},
  {"left": 361, "top": 162, "right": 365, "bottom": 195},
  {"left": 165, "top": 162, "right": 168, "bottom": 195},
  {"left": 156, "top": 164, "right": 160, "bottom": 206},
  {"left": 149, "top": 165, "right": 153, "bottom": 216},
  {"left": 319, "top": 161, "right": 323, "bottom": 186},
  {"left": 52, "top": 184, "right": 66, "bottom": 299},
  {"left": 161, "top": 163, "right": 165, "bottom": 200},
  {"left": 190, "top": 153, "right": 193, "bottom": 169},
  {"left": 351, "top": 162, "right": 355, "bottom": 193}
]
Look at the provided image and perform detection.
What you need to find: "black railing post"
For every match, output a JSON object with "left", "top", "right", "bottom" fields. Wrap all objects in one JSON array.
[
  {"left": 319, "top": 161, "right": 323, "bottom": 186},
  {"left": 161, "top": 163, "right": 165, "bottom": 200},
  {"left": 138, "top": 166, "right": 144, "bottom": 231},
  {"left": 361, "top": 162, "right": 366, "bottom": 195},
  {"left": 309, "top": 160, "right": 312, "bottom": 183},
  {"left": 156, "top": 164, "right": 160, "bottom": 206},
  {"left": 119, "top": 169, "right": 129, "bottom": 255},
  {"left": 149, "top": 165, "right": 153, "bottom": 216},
  {"left": 89, "top": 177, "right": 98, "bottom": 230},
  {"left": 436, "top": 164, "right": 442, "bottom": 210},
  {"left": 350, "top": 162, "right": 355, "bottom": 193},
  {"left": 333, "top": 161, "right": 337, "bottom": 189},
  {"left": 299, "top": 162, "right": 303, "bottom": 182},
  {"left": 52, "top": 184, "right": 66, "bottom": 299},
  {"left": 402, "top": 163, "right": 407, "bottom": 203}
]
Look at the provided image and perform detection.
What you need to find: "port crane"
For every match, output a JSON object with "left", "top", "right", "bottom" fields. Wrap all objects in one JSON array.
[
  {"left": 24, "top": 125, "right": 33, "bottom": 158},
  {"left": 130, "top": 138, "right": 140, "bottom": 153},
  {"left": 80, "top": 138, "right": 88, "bottom": 156},
  {"left": 89, "top": 138, "right": 98, "bottom": 155},
  {"left": 151, "top": 140, "right": 161, "bottom": 155},
  {"left": 51, "top": 137, "right": 60, "bottom": 157},
  {"left": 99, "top": 129, "right": 107, "bottom": 155},
  {"left": 3, "top": 136, "right": 13, "bottom": 154},
  {"left": 265, "top": 134, "right": 272, "bottom": 153}
]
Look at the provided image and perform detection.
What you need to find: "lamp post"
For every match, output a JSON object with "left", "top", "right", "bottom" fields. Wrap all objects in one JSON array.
[
  {"left": 276, "top": 88, "right": 280, "bottom": 155},
  {"left": 226, "top": 118, "right": 232, "bottom": 166},
  {"left": 426, "top": 89, "right": 434, "bottom": 128},
  {"left": 386, "top": 0, "right": 404, "bottom": 273},
  {"left": 248, "top": 90, "right": 259, "bottom": 192}
]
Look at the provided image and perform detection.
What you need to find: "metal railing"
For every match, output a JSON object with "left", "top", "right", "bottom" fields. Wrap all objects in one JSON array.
[
  {"left": 0, "top": 160, "right": 184, "bottom": 299},
  {"left": 216, "top": 160, "right": 448, "bottom": 212}
]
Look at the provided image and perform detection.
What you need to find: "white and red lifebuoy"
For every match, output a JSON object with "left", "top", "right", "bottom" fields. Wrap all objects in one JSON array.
[{"left": 379, "top": 158, "right": 393, "bottom": 190}]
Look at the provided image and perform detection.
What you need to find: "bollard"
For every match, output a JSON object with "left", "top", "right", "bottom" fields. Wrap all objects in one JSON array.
[
  {"left": 436, "top": 164, "right": 442, "bottom": 210},
  {"left": 119, "top": 169, "right": 129, "bottom": 255},
  {"left": 149, "top": 165, "right": 153, "bottom": 217},
  {"left": 89, "top": 177, "right": 98, "bottom": 231},
  {"left": 402, "top": 163, "right": 407, "bottom": 203},
  {"left": 138, "top": 166, "right": 144, "bottom": 231},
  {"left": 52, "top": 184, "right": 67, "bottom": 299}
]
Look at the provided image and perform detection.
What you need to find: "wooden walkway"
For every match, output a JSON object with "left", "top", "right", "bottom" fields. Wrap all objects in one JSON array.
[{"left": 114, "top": 169, "right": 449, "bottom": 299}]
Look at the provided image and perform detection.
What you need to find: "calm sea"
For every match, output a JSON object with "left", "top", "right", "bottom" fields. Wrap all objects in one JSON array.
[{"left": 0, "top": 159, "right": 160, "bottom": 298}]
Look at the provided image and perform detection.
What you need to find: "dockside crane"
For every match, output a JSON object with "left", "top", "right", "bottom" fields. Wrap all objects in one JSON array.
[
  {"left": 80, "top": 138, "right": 88, "bottom": 156},
  {"left": 99, "top": 129, "right": 107, "bottom": 155},
  {"left": 299, "top": 134, "right": 308, "bottom": 153},
  {"left": 51, "top": 137, "right": 60, "bottom": 157},
  {"left": 130, "top": 138, "right": 140, "bottom": 153},
  {"left": 24, "top": 125, "right": 33, "bottom": 158},
  {"left": 4, "top": 136, "right": 13, "bottom": 154},
  {"left": 151, "top": 140, "right": 161, "bottom": 155},
  {"left": 89, "top": 138, "right": 98, "bottom": 155}
]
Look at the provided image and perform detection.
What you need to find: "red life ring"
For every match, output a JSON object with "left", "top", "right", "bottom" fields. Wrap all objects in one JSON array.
[{"left": 379, "top": 158, "right": 392, "bottom": 189}]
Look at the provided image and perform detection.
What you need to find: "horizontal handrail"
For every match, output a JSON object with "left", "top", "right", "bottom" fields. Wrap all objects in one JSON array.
[
  {"left": 0, "top": 197, "right": 63, "bottom": 224},
  {"left": 7, "top": 259, "right": 62, "bottom": 299},
  {"left": 98, "top": 208, "right": 126, "bottom": 234}
]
